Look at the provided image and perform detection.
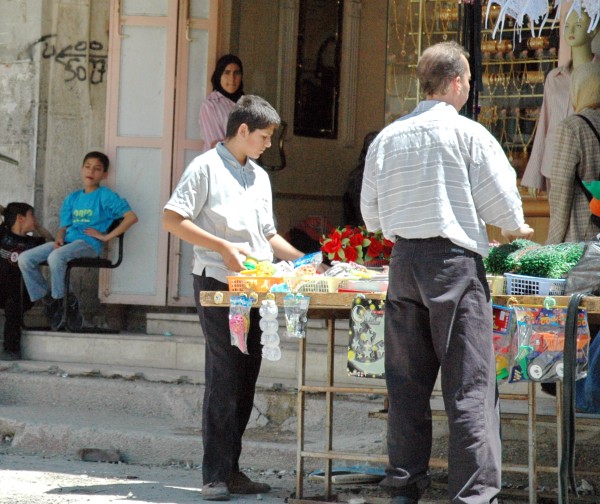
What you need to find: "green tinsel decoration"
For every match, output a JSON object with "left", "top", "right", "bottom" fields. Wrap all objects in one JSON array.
[
  {"left": 485, "top": 239, "right": 536, "bottom": 274},
  {"left": 485, "top": 241, "right": 585, "bottom": 278}
]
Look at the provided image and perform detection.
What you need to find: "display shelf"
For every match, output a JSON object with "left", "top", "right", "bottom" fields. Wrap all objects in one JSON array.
[
  {"left": 478, "top": 4, "right": 560, "bottom": 178},
  {"left": 481, "top": 58, "right": 558, "bottom": 65},
  {"left": 201, "top": 291, "right": 600, "bottom": 504},
  {"left": 385, "top": 0, "right": 561, "bottom": 179}
]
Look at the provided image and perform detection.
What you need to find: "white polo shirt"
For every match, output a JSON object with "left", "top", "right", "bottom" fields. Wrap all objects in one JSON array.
[{"left": 164, "top": 143, "right": 277, "bottom": 283}]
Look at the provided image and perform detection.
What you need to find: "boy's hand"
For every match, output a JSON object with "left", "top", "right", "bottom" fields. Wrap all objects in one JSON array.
[
  {"left": 221, "top": 243, "right": 251, "bottom": 272},
  {"left": 84, "top": 227, "right": 107, "bottom": 242},
  {"left": 54, "top": 237, "right": 64, "bottom": 249}
]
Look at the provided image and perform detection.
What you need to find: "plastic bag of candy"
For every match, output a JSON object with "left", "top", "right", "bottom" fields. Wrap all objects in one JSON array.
[{"left": 229, "top": 295, "right": 253, "bottom": 354}]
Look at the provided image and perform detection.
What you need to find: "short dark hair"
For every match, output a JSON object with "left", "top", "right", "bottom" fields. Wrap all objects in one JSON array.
[
  {"left": 225, "top": 95, "right": 280, "bottom": 138},
  {"left": 1, "top": 202, "right": 34, "bottom": 230},
  {"left": 417, "top": 41, "right": 469, "bottom": 96},
  {"left": 83, "top": 151, "right": 110, "bottom": 172}
]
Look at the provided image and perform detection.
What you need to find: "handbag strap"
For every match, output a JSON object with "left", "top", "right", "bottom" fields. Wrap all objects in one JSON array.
[
  {"left": 559, "top": 292, "right": 585, "bottom": 502},
  {"left": 574, "top": 114, "right": 600, "bottom": 202}
]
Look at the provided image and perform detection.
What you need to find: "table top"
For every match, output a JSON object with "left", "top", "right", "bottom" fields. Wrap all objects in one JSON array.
[
  {"left": 492, "top": 295, "right": 600, "bottom": 311},
  {"left": 199, "top": 291, "right": 386, "bottom": 318},
  {"left": 199, "top": 291, "right": 384, "bottom": 307},
  {"left": 199, "top": 291, "right": 600, "bottom": 319}
]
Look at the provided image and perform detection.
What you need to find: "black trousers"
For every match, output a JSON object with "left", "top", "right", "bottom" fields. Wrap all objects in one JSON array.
[
  {"left": 193, "top": 273, "right": 263, "bottom": 485},
  {"left": 382, "top": 237, "right": 501, "bottom": 504},
  {"left": 0, "top": 269, "right": 32, "bottom": 353}
]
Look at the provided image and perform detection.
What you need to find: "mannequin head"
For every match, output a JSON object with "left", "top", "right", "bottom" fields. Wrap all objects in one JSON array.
[
  {"left": 564, "top": 10, "right": 599, "bottom": 48},
  {"left": 571, "top": 62, "right": 600, "bottom": 112}
]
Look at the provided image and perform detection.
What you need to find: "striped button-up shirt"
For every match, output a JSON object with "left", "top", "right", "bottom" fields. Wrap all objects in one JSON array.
[
  {"left": 198, "top": 91, "right": 236, "bottom": 153},
  {"left": 361, "top": 100, "right": 525, "bottom": 257}
]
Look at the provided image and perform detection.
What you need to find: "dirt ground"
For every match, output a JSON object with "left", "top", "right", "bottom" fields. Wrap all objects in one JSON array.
[
  {"left": 1, "top": 384, "right": 599, "bottom": 503},
  {"left": 2, "top": 438, "right": 599, "bottom": 504}
]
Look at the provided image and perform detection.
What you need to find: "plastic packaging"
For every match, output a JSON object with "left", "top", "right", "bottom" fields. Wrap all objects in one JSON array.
[
  {"left": 508, "top": 302, "right": 590, "bottom": 383},
  {"left": 492, "top": 305, "right": 516, "bottom": 382},
  {"left": 229, "top": 295, "right": 253, "bottom": 354},
  {"left": 283, "top": 293, "right": 310, "bottom": 339}
]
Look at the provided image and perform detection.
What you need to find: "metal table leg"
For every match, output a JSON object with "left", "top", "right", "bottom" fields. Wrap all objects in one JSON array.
[
  {"left": 296, "top": 336, "right": 306, "bottom": 498},
  {"left": 528, "top": 381, "right": 537, "bottom": 504}
]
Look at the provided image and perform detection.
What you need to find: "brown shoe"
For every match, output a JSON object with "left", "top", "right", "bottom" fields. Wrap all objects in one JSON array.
[
  {"left": 201, "top": 482, "right": 230, "bottom": 501},
  {"left": 228, "top": 471, "right": 271, "bottom": 494}
]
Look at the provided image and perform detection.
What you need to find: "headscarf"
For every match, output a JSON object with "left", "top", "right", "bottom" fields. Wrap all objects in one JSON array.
[{"left": 211, "top": 54, "right": 244, "bottom": 103}]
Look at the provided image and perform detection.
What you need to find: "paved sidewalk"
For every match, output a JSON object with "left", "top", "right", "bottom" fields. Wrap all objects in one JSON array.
[
  {"left": 1, "top": 361, "right": 598, "bottom": 503},
  {"left": 2, "top": 451, "right": 574, "bottom": 504},
  {"left": 0, "top": 452, "right": 443, "bottom": 504}
]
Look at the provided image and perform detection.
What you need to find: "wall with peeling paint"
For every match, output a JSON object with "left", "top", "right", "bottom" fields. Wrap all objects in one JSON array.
[
  {"left": 0, "top": 1, "right": 43, "bottom": 208},
  {"left": 0, "top": 0, "right": 114, "bottom": 325},
  {"left": 0, "top": 0, "right": 109, "bottom": 231}
]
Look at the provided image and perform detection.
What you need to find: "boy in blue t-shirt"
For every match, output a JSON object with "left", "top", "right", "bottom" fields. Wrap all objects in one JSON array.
[{"left": 19, "top": 151, "right": 138, "bottom": 331}]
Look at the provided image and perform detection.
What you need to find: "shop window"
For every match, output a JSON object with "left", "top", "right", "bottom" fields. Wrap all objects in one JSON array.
[{"left": 294, "top": 0, "right": 343, "bottom": 139}]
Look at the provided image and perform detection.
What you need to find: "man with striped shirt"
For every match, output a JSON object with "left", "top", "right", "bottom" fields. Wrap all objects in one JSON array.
[{"left": 361, "top": 41, "right": 533, "bottom": 504}]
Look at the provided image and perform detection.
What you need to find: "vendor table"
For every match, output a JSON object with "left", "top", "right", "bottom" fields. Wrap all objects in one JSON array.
[{"left": 199, "top": 291, "right": 600, "bottom": 503}]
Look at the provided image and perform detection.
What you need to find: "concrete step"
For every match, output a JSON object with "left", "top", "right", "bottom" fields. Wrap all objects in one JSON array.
[
  {"left": 146, "top": 312, "right": 350, "bottom": 347},
  {"left": 19, "top": 328, "right": 385, "bottom": 389},
  {"left": 0, "top": 362, "right": 387, "bottom": 467},
  {"left": 2, "top": 359, "right": 599, "bottom": 488}
]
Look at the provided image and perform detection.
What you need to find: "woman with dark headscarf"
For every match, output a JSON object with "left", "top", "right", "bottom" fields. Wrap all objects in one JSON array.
[{"left": 198, "top": 54, "right": 244, "bottom": 153}]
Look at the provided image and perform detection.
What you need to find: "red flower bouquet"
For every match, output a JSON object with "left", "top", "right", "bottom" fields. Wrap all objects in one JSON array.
[{"left": 320, "top": 225, "right": 394, "bottom": 265}]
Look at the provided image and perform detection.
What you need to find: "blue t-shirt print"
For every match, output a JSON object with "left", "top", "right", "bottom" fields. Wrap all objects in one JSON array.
[{"left": 60, "top": 187, "right": 131, "bottom": 254}]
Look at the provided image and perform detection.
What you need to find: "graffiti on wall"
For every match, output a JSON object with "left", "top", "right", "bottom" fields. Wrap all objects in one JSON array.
[{"left": 28, "top": 35, "right": 107, "bottom": 84}]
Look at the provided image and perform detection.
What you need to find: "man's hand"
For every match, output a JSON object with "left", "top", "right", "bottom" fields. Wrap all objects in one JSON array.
[{"left": 501, "top": 224, "right": 534, "bottom": 240}]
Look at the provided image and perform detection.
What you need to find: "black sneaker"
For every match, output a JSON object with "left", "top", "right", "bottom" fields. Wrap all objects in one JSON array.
[
  {"left": 43, "top": 296, "right": 64, "bottom": 331},
  {"left": 228, "top": 471, "right": 271, "bottom": 494},
  {"left": 66, "top": 294, "right": 83, "bottom": 331}
]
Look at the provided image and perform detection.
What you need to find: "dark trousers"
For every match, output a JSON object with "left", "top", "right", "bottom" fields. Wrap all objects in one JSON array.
[
  {"left": 0, "top": 270, "right": 32, "bottom": 353},
  {"left": 383, "top": 237, "right": 501, "bottom": 504},
  {"left": 193, "top": 273, "right": 263, "bottom": 485}
]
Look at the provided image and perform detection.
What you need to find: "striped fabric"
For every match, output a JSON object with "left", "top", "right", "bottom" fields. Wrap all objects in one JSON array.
[
  {"left": 198, "top": 91, "right": 236, "bottom": 153},
  {"left": 361, "top": 100, "right": 525, "bottom": 258},
  {"left": 547, "top": 108, "right": 600, "bottom": 244}
]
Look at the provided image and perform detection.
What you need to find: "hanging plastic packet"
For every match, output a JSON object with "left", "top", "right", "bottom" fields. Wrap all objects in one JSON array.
[
  {"left": 229, "top": 294, "right": 253, "bottom": 354},
  {"left": 492, "top": 305, "right": 516, "bottom": 382},
  {"left": 293, "top": 252, "right": 323, "bottom": 276},
  {"left": 283, "top": 293, "right": 310, "bottom": 338},
  {"left": 259, "top": 298, "right": 281, "bottom": 361},
  {"left": 508, "top": 298, "right": 591, "bottom": 383}
]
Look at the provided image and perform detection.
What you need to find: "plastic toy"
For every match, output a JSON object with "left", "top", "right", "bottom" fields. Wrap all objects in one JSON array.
[{"left": 259, "top": 299, "right": 281, "bottom": 361}]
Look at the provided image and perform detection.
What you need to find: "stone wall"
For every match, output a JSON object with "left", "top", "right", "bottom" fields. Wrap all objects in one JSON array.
[{"left": 0, "top": 0, "right": 111, "bottom": 322}]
